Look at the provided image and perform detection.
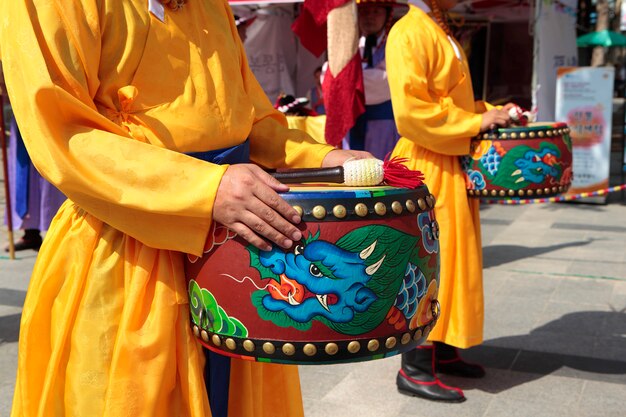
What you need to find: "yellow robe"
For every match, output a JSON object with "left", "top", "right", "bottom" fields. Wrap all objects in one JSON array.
[
  {"left": 1, "top": 1, "right": 334, "bottom": 416},
  {"left": 386, "top": 5, "right": 487, "bottom": 349}
]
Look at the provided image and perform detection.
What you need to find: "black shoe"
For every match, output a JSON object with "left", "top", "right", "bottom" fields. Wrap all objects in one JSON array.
[
  {"left": 434, "top": 342, "right": 486, "bottom": 379},
  {"left": 4, "top": 231, "right": 42, "bottom": 252},
  {"left": 397, "top": 369, "right": 466, "bottom": 403},
  {"left": 397, "top": 346, "right": 466, "bottom": 403}
]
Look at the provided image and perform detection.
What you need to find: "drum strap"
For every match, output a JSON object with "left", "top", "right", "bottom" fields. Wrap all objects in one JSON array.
[{"left": 187, "top": 139, "right": 250, "bottom": 417}]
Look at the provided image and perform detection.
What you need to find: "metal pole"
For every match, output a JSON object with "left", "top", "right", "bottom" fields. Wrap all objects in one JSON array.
[{"left": 0, "top": 93, "right": 16, "bottom": 259}]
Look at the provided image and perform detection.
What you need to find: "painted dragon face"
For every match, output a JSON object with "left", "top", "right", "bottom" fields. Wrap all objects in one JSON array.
[
  {"left": 512, "top": 148, "right": 561, "bottom": 184},
  {"left": 258, "top": 239, "right": 382, "bottom": 324}
]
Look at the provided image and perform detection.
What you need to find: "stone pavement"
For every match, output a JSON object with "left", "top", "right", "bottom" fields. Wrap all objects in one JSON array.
[{"left": 2, "top": 176, "right": 626, "bottom": 416}]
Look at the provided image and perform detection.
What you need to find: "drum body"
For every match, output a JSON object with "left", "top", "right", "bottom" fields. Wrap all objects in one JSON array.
[
  {"left": 185, "top": 185, "right": 440, "bottom": 365},
  {"left": 462, "top": 122, "right": 573, "bottom": 198}
]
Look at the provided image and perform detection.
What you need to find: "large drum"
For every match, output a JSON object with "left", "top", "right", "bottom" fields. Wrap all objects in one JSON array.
[
  {"left": 185, "top": 185, "right": 440, "bottom": 365},
  {"left": 462, "top": 122, "right": 573, "bottom": 198}
]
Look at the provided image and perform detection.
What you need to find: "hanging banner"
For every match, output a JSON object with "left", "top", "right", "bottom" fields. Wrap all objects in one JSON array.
[
  {"left": 532, "top": 0, "right": 578, "bottom": 121},
  {"left": 555, "top": 67, "right": 614, "bottom": 203}
]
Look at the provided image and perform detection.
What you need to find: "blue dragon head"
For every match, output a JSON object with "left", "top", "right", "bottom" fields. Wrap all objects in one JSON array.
[
  {"left": 248, "top": 225, "right": 420, "bottom": 335},
  {"left": 258, "top": 238, "right": 383, "bottom": 324},
  {"left": 512, "top": 148, "right": 561, "bottom": 184}
]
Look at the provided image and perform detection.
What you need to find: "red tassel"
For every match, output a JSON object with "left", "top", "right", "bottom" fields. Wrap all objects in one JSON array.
[{"left": 382, "top": 153, "right": 425, "bottom": 189}]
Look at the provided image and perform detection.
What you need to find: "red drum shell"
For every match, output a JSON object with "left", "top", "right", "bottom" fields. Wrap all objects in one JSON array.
[
  {"left": 185, "top": 185, "right": 440, "bottom": 364},
  {"left": 463, "top": 122, "right": 573, "bottom": 199}
]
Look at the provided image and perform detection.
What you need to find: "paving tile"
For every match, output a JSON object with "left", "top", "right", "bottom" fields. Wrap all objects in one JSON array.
[
  {"left": 489, "top": 371, "right": 585, "bottom": 406},
  {"left": 578, "top": 380, "right": 626, "bottom": 417},
  {"left": 484, "top": 397, "right": 579, "bottom": 417},
  {"left": 549, "top": 278, "right": 615, "bottom": 307}
]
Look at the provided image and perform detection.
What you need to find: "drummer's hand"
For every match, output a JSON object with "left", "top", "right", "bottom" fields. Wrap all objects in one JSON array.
[
  {"left": 322, "top": 149, "right": 374, "bottom": 167},
  {"left": 213, "top": 164, "right": 302, "bottom": 251},
  {"left": 502, "top": 102, "right": 518, "bottom": 112},
  {"left": 480, "top": 108, "right": 511, "bottom": 132}
]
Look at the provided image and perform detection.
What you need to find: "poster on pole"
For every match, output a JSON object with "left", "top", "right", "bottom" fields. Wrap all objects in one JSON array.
[
  {"left": 532, "top": 0, "right": 578, "bottom": 121},
  {"left": 555, "top": 66, "right": 614, "bottom": 203}
]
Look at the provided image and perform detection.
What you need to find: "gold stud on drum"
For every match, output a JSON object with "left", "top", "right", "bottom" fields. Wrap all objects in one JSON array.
[
  {"left": 482, "top": 133, "right": 489, "bottom": 139},
  {"left": 303, "top": 344, "right": 317, "bottom": 357},
  {"left": 391, "top": 201, "right": 403, "bottom": 214},
  {"left": 482, "top": 189, "right": 489, "bottom": 196},
  {"left": 520, "top": 132, "right": 527, "bottom": 139},
  {"left": 499, "top": 190, "right": 506, "bottom": 197},
  {"left": 544, "top": 187, "right": 551, "bottom": 195},
  {"left": 263, "top": 342, "right": 276, "bottom": 355},
  {"left": 374, "top": 202, "right": 387, "bottom": 216},
  {"left": 529, "top": 131, "right": 536, "bottom": 138},
  {"left": 501, "top": 133, "right": 508, "bottom": 139},
  {"left": 385, "top": 337, "right": 397, "bottom": 349},
  {"left": 225, "top": 338, "right": 236, "bottom": 350},
  {"left": 536, "top": 189, "right": 543, "bottom": 195},
  {"left": 292, "top": 205, "right": 303, "bottom": 217},
  {"left": 508, "top": 189, "right": 515, "bottom": 197},
  {"left": 518, "top": 190, "right": 525, "bottom": 197},
  {"left": 510, "top": 133, "right": 518, "bottom": 139},
  {"left": 367, "top": 339, "right": 380, "bottom": 352},
  {"left": 546, "top": 130, "right": 553, "bottom": 137},
  {"left": 211, "top": 334, "right": 221, "bottom": 346},
  {"left": 552, "top": 186, "right": 558, "bottom": 194},
  {"left": 538, "top": 131, "right": 545, "bottom": 137},
  {"left": 527, "top": 190, "right": 534, "bottom": 197},
  {"left": 417, "top": 198, "right": 427, "bottom": 210},
  {"left": 401, "top": 333, "right": 411, "bottom": 345},
  {"left": 333, "top": 205, "right": 347, "bottom": 219},
  {"left": 426, "top": 195, "right": 436, "bottom": 208},
  {"left": 347, "top": 341, "right": 361, "bottom": 354},
  {"left": 406, "top": 200, "right": 416, "bottom": 213},
  {"left": 490, "top": 190, "right": 497, "bottom": 197},
  {"left": 193, "top": 325, "right": 200, "bottom": 338},
  {"left": 355, "top": 203, "right": 368, "bottom": 217},
  {"left": 413, "top": 328, "right": 423, "bottom": 341},
  {"left": 282, "top": 343, "right": 296, "bottom": 356},
  {"left": 325, "top": 343, "right": 339, "bottom": 355},
  {"left": 243, "top": 340, "right": 255, "bottom": 352},
  {"left": 312, "top": 205, "right": 326, "bottom": 220},
  {"left": 201, "top": 330, "right": 210, "bottom": 343}
]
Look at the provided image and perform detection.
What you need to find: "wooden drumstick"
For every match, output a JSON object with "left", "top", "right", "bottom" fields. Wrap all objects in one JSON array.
[
  {"left": 271, "top": 158, "right": 385, "bottom": 186},
  {"left": 270, "top": 157, "right": 425, "bottom": 189}
]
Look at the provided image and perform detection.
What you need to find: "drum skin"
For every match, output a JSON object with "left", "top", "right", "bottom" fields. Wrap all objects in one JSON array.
[
  {"left": 185, "top": 185, "right": 440, "bottom": 365},
  {"left": 462, "top": 122, "right": 573, "bottom": 198}
]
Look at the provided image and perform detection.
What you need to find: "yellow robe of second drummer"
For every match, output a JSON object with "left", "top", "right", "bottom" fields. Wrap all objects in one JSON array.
[{"left": 387, "top": 4, "right": 492, "bottom": 349}]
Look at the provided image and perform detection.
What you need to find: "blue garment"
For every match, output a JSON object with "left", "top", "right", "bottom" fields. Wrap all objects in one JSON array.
[
  {"left": 14, "top": 122, "right": 31, "bottom": 217},
  {"left": 188, "top": 139, "right": 250, "bottom": 417},
  {"left": 349, "top": 37, "right": 400, "bottom": 159}
]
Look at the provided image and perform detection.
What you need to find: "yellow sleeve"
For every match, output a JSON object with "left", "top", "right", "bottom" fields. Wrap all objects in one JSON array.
[
  {"left": 225, "top": 6, "right": 335, "bottom": 169},
  {"left": 386, "top": 25, "right": 482, "bottom": 156},
  {"left": 475, "top": 100, "right": 499, "bottom": 113},
  {"left": 1, "top": 1, "right": 225, "bottom": 256}
]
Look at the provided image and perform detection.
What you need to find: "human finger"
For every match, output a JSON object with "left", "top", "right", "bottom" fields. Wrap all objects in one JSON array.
[
  {"left": 250, "top": 185, "right": 303, "bottom": 242},
  {"left": 228, "top": 221, "right": 273, "bottom": 251}
]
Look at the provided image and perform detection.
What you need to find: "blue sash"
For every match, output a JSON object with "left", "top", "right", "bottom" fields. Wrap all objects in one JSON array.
[
  {"left": 188, "top": 139, "right": 249, "bottom": 417},
  {"left": 12, "top": 121, "right": 31, "bottom": 218},
  {"left": 349, "top": 100, "right": 395, "bottom": 150}
]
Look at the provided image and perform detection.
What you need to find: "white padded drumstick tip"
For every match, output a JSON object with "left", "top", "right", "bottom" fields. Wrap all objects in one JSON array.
[{"left": 343, "top": 159, "right": 385, "bottom": 186}]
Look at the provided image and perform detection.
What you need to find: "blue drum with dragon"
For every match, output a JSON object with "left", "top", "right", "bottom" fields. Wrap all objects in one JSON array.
[{"left": 185, "top": 185, "right": 440, "bottom": 364}]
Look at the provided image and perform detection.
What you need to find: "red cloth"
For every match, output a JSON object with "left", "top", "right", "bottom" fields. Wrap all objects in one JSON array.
[
  {"left": 292, "top": 0, "right": 365, "bottom": 147},
  {"left": 322, "top": 53, "right": 365, "bottom": 147},
  {"left": 291, "top": 0, "right": 350, "bottom": 57}
]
